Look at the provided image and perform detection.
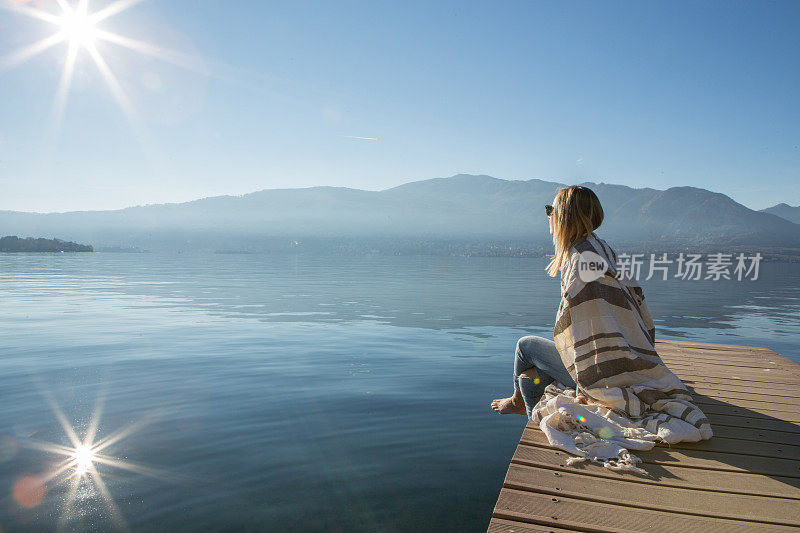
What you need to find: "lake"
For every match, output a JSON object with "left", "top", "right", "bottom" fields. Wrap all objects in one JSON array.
[{"left": 1, "top": 252, "right": 798, "bottom": 531}]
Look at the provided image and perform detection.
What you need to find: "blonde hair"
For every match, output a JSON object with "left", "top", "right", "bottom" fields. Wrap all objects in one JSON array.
[{"left": 545, "top": 185, "right": 604, "bottom": 277}]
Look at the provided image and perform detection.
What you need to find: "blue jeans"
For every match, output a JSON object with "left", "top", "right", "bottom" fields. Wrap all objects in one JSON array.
[{"left": 514, "top": 335, "right": 577, "bottom": 418}]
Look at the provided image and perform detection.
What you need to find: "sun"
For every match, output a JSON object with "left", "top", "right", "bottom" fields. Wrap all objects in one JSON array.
[
  {"left": 0, "top": 0, "right": 207, "bottom": 143},
  {"left": 72, "top": 443, "right": 96, "bottom": 476},
  {"left": 58, "top": 3, "right": 99, "bottom": 48},
  {"left": 0, "top": 0, "right": 151, "bottom": 137}
]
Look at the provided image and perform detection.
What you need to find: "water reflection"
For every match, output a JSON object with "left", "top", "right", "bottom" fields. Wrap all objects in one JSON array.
[
  {"left": 4, "top": 252, "right": 799, "bottom": 358},
  {"left": 0, "top": 252, "right": 798, "bottom": 531},
  {"left": 14, "top": 382, "right": 171, "bottom": 532}
]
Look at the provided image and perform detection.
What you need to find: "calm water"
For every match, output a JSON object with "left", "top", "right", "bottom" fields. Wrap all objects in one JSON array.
[{"left": 1, "top": 252, "right": 798, "bottom": 532}]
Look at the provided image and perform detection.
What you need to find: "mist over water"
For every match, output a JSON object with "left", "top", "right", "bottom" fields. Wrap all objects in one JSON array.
[{"left": 1, "top": 252, "right": 798, "bottom": 531}]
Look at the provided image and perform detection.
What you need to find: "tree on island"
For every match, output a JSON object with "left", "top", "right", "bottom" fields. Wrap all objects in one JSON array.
[{"left": 0, "top": 236, "right": 93, "bottom": 252}]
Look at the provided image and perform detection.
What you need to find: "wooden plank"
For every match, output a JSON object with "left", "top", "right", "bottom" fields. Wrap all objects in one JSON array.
[
  {"left": 521, "top": 428, "right": 800, "bottom": 477},
  {"left": 689, "top": 395, "right": 800, "bottom": 414},
  {"left": 669, "top": 369, "right": 800, "bottom": 386},
  {"left": 657, "top": 343, "right": 800, "bottom": 367},
  {"left": 487, "top": 518, "right": 578, "bottom": 533},
  {"left": 656, "top": 341, "right": 797, "bottom": 356},
  {"left": 661, "top": 360, "right": 794, "bottom": 371},
  {"left": 504, "top": 463, "right": 800, "bottom": 525},
  {"left": 662, "top": 357, "right": 800, "bottom": 373},
  {"left": 686, "top": 387, "right": 800, "bottom": 407},
  {"left": 678, "top": 367, "right": 800, "bottom": 381},
  {"left": 662, "top": 350, "right": 789, "bottom": 363},
  {"left": 709, "top": 413, "right": 800, "bottom": 434},
  {"left": 686, "top": 383, "right": 800, "bottom": 401},
  {"left": 709, "top": 423, "right": 800, "bottom": 445},
  {"left": 695, "top": 394, "right": 800, "bottom": 408},
  {"left": 663, "top": 360, "right": 797, "bottom": 372},
  {"left": 657, "top": 342, "right": 784, "bottom": 354},
  {"left": 683, "top": 375, "right": 800, "bottom": 390},
  {"left": 658, "top": 347, "right": 790, "bottom": 359},
  {"left": 664, "top": 359, "right": 800, "bottom": 375},
  {"left": 494, "top": 489, "right": 800, "bottom": 532},
  {"left": 665, "top": 361, "right": 800, "bottom": 376},
  {"left": 655, "top": 339, "right": 776, "bottom": 352},
  {"left": 658, "top": 348, "right": 795, "bottom": 362},
  {"left": 490, "top": 340, "right": 800, "bottom": 533},
  {"left": 691, "top": 388, "right": 800, "bottom": 405},
  {"left": 511, "top": 442, "right": 800, "bottom": 499},
  {"left": 658, "top": 342, "right": 779, "bottom": 353},
  {"left": 685, "top": 376, "right": 800, "bottom": 390},
  {"left": 669, "top": 362, "right": 800, "bottom": 375},
  {"left": 693, "top": 403, "right": 800, "bottom": 423},
  {"left": 660, "top": 435, "right": 800, "bottom": 460},
  {"left": 658, "top": 348, "right": 797, "bottom": 364}
]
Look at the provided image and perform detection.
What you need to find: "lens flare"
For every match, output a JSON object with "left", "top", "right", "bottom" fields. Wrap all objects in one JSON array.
[
  {"left": 16, "top": 382, "right": 182, "bottom": 531},
  {"left": 599, "top": 426, "right": 615, "bottom": 440},
  {"left": 72, "top": 444, "right": 96, "bottom": 476},
  {"left": 13, "top": 476, "right": 46, "bottom": 508}
]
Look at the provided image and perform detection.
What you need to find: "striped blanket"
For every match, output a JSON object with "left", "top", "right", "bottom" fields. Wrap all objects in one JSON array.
[{"left": 531, "top": 232, "right": 713, "bottom": 474}]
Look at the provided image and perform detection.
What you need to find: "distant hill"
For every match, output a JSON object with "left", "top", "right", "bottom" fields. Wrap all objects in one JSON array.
[
  {"left": 0, "top": 236, "right": 93, "bottom": 252},
  {"left": 760, "top": 203, "right": 800, "bottom": 224},
  {"left": 0, "top": 174, "right": 798, "bottom": 254}
]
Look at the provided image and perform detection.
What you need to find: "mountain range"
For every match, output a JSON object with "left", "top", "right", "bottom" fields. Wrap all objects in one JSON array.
[
  {"left": 760, "top": 203, "right": 800, "bottom": 224},
  {"left": 1, "top": 174, "right": 798, "bottom": 256}
]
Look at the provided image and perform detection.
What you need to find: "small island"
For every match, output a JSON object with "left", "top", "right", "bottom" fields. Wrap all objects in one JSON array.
[{"left": 0, "top": 236, "right": 93, "bottom": 252}]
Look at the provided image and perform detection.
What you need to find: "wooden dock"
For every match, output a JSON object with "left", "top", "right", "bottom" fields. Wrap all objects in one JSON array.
[{"left": 488, "top": 339, "right": 800, "bottom": 532}]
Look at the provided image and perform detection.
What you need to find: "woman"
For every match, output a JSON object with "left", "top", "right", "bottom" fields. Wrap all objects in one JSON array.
[
  {"left": 491, "top": 185, "right": 712, "bottom": 469},
  {"left": 491, "top": 185, "right": 600, "bottom": 418}
]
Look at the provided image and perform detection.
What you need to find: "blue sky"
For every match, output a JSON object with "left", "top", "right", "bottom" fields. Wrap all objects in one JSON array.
[{"left": 0, "top": 0, "right": 798, "bottom": 212}]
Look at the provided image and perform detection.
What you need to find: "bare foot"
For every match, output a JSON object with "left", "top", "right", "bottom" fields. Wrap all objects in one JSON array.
[{"left": 491, "top": 396, "right": 526, "bottom": 415}]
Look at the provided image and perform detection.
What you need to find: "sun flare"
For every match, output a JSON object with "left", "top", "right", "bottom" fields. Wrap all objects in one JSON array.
[
  {"left": 17, "top": 385, "right": 179, "bottom": 531},
  {"left": 0, "top": 0, "right": 150, "bottom": 138},
  {"left": 72, "top": 443, "right": 96, "bottom": 476},
  {"left": 0, "top": 0, "right": 200, "bottom": 144},
  {"left": 58, "top": 4, "right": 98, "bottom": 48}
]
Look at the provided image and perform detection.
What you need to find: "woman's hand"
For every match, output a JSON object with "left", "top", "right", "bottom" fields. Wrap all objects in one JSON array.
[{"left": 576, "top": 394, "right": 591, "bottom": 405}]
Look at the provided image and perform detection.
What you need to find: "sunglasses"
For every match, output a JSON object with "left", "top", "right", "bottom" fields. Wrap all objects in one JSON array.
[{"left": 545, "top": 204, "right": 554, "bottom": 217}]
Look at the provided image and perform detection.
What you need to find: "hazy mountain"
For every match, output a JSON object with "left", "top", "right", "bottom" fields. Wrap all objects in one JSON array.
[
  {"left": 760, "top": 203, "right": 800, "bottom": 224},
  {"left": 1, "top": 174, "right": 798, "bottom": 252}
]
